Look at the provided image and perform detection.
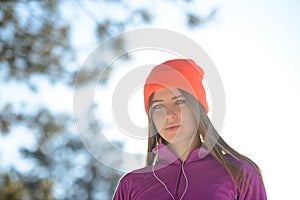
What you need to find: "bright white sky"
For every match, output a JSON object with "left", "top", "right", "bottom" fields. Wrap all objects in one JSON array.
[
  {"left": 1, "top": 0, "right": 299, "bottom": 199},
  {"left": 192, "top": 1, "right": 300, "bottom": 199}
]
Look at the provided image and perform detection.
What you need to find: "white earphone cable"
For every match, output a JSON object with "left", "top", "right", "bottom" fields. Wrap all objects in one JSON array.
[{"left": 152, "top": 155, "right": 189, "bottom": 200}]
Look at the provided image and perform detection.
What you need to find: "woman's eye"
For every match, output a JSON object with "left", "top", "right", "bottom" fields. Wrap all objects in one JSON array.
[
  {"left": 152, "top": 104, "right": 163, "bottom": 110},
  {"left": 176, "top": 99, "right": 186, "bottom": 105}
]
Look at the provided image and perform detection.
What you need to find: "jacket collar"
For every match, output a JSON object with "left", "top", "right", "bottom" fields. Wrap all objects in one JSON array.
[{"left": 152, "top": 143, "right": 211, "bottom": 164}]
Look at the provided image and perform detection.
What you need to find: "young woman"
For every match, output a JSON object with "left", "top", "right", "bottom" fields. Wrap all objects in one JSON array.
[{"left": 113, "top": 59, "right": 267, "bottom": 200}]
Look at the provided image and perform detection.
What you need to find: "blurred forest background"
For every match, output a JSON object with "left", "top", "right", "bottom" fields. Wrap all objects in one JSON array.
[{"left": 0, "top": 0, "right": 216, "bottom": 199}]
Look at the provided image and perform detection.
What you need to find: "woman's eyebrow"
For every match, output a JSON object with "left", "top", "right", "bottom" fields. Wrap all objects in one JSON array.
[
  {"left": 171, "top": 95, "right": 184, "bottom": 100},
  {"left": 152, "top": 95, "right": 184, "bottom": 105},
  {"left": 151, "top": 99, "right": 163, "bottom": 105}
]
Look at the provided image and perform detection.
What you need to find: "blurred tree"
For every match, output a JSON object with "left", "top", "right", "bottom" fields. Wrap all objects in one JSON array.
[{"left": 0, "top": 0, "right": 217, "bottom": 199}]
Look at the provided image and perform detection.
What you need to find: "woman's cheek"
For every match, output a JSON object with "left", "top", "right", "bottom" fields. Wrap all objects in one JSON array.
[
  {"left": 153, "top": 118, "right": 165, "bottom": 133},
  {"left": 152, "top": 111, "right": 166, "bottom": 132}
]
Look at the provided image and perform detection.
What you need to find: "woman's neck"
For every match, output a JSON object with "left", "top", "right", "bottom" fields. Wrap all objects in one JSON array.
[{"left": 168, "top": 136, "right": 201, "bottom": 162}]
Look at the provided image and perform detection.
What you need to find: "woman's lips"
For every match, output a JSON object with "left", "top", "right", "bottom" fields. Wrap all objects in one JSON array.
[{"left": 165, "top": 125, "right": 181, "bottom": 132}]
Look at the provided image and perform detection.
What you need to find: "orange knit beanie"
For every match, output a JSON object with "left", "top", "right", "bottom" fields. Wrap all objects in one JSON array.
[{"left": 144, "top": 59, "right": 208, "bottom": 114}]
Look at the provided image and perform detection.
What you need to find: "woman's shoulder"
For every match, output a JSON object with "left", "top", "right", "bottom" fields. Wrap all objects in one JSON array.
[
  {"left": 230, "top": 155, "right": 267, "bottom": 198},
  {"left": 226, "top": 154, "right": 261, "bottom": 175},
  {"left": 113, "top": 166, "right": 154, "bottom": 199},
  {"left": 118, "top": 165, "right": 153, "bottom": 184},
  {"left": 225, "top": 154, "right": 265, "bottom": 187}
]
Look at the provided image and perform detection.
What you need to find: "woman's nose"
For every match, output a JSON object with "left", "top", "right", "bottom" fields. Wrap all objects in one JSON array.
[{"left": 165, "top": 106, "right": 179, "bottom": 120}]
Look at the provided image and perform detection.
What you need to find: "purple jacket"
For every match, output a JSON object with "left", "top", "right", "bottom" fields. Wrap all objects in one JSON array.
[{"left": 113, "top": 144, "right": 267, "bottom": 200}]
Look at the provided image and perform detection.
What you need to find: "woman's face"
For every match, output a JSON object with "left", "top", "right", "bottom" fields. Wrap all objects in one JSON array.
[{"left": 151, "top": 88, "right": 198, "bottom": 144}]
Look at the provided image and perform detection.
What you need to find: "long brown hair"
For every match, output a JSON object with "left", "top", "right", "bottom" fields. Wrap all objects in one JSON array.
[{"left": 146, "top": 89, "right": 264, "bottom": 191}]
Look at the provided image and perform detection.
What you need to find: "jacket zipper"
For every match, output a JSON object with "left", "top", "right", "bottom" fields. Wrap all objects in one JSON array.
[{"left": 175, "top": 162, "right": 185, "bottom": 197}]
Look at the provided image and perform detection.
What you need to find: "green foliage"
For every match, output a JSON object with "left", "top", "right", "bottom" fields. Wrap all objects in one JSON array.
[
  {"left": 0, "top": 172, "right": 54, "bottom": 200},
  {"left": 0, "top": 1, "right": 72, "bottom": 84},
  {"left": 0, "top": 0, "right": 217, "bottom": 199}
]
